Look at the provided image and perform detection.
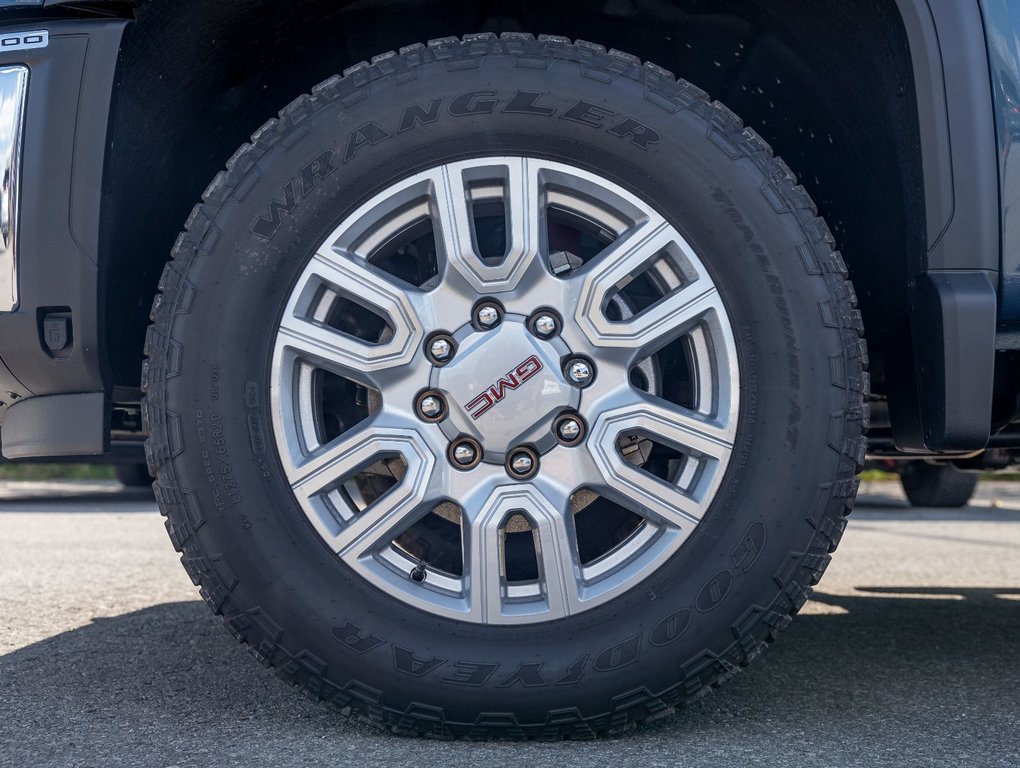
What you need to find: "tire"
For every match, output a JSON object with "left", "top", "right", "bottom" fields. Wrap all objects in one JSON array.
[
  {"left": 900, "top": 463, "right": 977, "bottom": 508},
  {"left": 143, "top": 34, "right": 867, "bottom": 738},
  {"left": 115, "top": 463, "right": 151, "bottom": 488}
]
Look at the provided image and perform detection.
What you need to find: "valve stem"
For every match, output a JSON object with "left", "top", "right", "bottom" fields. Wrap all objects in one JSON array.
[{"left": 410, "top": 560, "right": 428, "bottom": 583}]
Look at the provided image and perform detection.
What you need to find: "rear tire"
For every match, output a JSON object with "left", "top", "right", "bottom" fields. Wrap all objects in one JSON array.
[
  {"left": 900, "top": 463, "right": 977, "bottom": 508},
  {"left": 142, "top": 33, "right": 867, "bottom": 738},
  {"left": 115, "top": 463, "right": 151, "bottom": 488}
]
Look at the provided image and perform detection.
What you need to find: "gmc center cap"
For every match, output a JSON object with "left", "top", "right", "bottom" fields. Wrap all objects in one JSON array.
[{"left": 431, "top": 317, "right": 580, "bottom": 461}]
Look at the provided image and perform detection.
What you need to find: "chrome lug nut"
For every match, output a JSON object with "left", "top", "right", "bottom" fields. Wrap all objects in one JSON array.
[
  {"left": 418, "top": 395, "right": 443, "bottom": 419},
  {"left": 453, "top": 443, "right": 477, "bottom": 465},
  {"left": 506, "top": 447, "right": 539, "bottom": 479},
  {"left": 430, "top": 338, "right": 453, "bottom": 361},
  {"left": 448, "top": 437, "right": 482, "bottom": 470},
  {"left": 533, "top": 314, "right": 557, "bottom": 338},
  {"left": 425, "top": 333, "right": 457, "bottom": 365},
  {"left": 553, "top": 413, "right": 586, "bottom": 446},
  {"left": 566, "top": 358, "right": 594, "bottom": 387},
  {"left": 415, "top": 390, "right": 447, "bottom": 422},
  {"left": 557, "top": 417, "right": 581, "bottom": 441},
  {"left": 476, "top": 305, "right": 500, "bottom": 328},
  {"left": 510, "top": 452, "right": 533, "bottom": 475}
]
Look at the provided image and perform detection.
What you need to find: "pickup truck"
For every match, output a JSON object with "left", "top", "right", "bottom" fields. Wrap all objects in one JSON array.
[{"left": 1, "top": 0, "right": 1015, "bottom": 739}]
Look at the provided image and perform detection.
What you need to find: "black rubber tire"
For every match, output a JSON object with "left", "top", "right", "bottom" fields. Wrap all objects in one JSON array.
[
  {"left": 142, "top": 34, "right": 868, "bottom": 739},
  {"left": 115, "top": 463, "right": 152, "bottom": 488},
  {"left": 900, "top": 463, "right": 978, "bottom": 508}
]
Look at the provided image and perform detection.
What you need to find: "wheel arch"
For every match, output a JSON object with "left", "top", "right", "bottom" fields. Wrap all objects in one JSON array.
[{"left": 94, "top": 0, "right": 994, "bottom": 450}]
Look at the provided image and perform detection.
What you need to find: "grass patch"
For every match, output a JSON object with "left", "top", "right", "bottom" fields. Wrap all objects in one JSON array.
[
  {"left": 860, "top": 469, "right": 897, "bottom": 481},
  {"left": 0, "top": 463, "right": 115, "bottom": 480},
  {"left": 862, "top": 467, "right": 1020, "bottom": 482}
]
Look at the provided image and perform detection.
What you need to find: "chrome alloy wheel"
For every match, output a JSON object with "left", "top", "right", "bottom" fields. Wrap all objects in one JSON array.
[{"left": 270, "top": 157, "right": 739, "bottom": 624}]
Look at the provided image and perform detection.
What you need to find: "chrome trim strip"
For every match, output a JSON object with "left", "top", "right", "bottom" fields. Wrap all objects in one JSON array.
[
  {"left": 0, "top": 65, "right": 27, "bottom": 312},
  {"left": 0, "top": 30, "right": 47, "bottom": 52}
]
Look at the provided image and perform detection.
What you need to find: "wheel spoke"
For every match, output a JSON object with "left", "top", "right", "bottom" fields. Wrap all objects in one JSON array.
[
  {"left": 463, "top": 492, "right": 505, "bottom": 624},
  {"left": 587, "top": 389, "right": 735, "bottom": 529},
  {"left": 571, "top": 219, "right": 721, "bottom": 357},
  {"left": 431, "top": 158, "right": 542, "bottom": 293},
  {"left": 334, "top": 466, "right": 436, "bottom": 563},
  {"left": 286, "top": 419, "right": 438, "bottom": 557},
  {"left": 531, "top": 498, "right": 583, "bottom": 618},
  {"left": 503, "top": 157, "right": 545, "bottom": 281},
  {"left": 619, "top": 389, "right": 736, "bottom": 458},
  {"left": 288, "top": 416, "right": 433, "bottom": 503},
  {"left": 626, "top": 284, "right": 722, "bottom": 359},
  {"left": 464, "top": 485, "right": 582, "bottom": 621},
  {"left": 285, "top": 414, "right": 383, "bottom": 491},
  {"left": 277, "top": 246, "right": 425, "bottom": 385}
]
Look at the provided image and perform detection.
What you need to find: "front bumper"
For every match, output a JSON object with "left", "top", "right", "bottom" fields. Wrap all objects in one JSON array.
[{"left": 0, "top": 18, "right": 125, "bottom": 458}]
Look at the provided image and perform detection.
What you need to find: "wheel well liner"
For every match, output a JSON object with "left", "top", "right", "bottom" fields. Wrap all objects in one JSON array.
[{"left": 97, "top": 0, "right": 993, "bottom": 448}]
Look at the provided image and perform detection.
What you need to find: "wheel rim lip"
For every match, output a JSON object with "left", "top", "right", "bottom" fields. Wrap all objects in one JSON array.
[{"left": 268, "top": 155, "right": 741, "bottom": 625}]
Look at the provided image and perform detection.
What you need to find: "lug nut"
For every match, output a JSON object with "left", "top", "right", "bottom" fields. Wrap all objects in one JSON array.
[
  {"left": 557, "top": 417, "right": 582, "bottom": 442},
  {"left": 476, "top": 304, "right": 500, "bottom": 328},
  {"left": 528, "top": 310, "right": 561, "bottom": 339},
  {"left": 566, "top": 358, "right": 594, "bottom": 387},
  {"left": 506, "top": 447, "right": 539, "bottom": 479},
  {"left": 449, "top": 438, "right": 482, "bottom": 470},
  {"left": 430, "top": 338, "right": 452, "bottom": 361},
  {"left": 553, "top": 413, "right": 587, "bottom": 446},
  {"left": 426, "top": 334, "right": 456, "bottom": 365},
  {"left": 414, "top": 391, "right": 446, "bottom": 422},
  {"left": 533, "top": 314, "right": 557, "bottom": 337},
  {"left": 510, "top": 452, "right": 534, "bottom": 475},
  {"left": 453, "top": 443, "right": 477, "bottom": 465}
]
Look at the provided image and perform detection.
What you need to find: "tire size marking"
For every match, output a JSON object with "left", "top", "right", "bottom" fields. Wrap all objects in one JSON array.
[
  {"left": 195, "top": 409, "right": 242, "bottom": 507},
  {"left": 250, "top": 91, "right": 660, "bottom": 240},
  {"left": 195, "top": 363, "right": 247, "bottom": 527}
]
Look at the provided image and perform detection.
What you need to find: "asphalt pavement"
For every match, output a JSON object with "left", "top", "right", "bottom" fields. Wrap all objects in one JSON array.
[{"left": 0, "top": 479, "right": 1017, "bottom": 767}]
